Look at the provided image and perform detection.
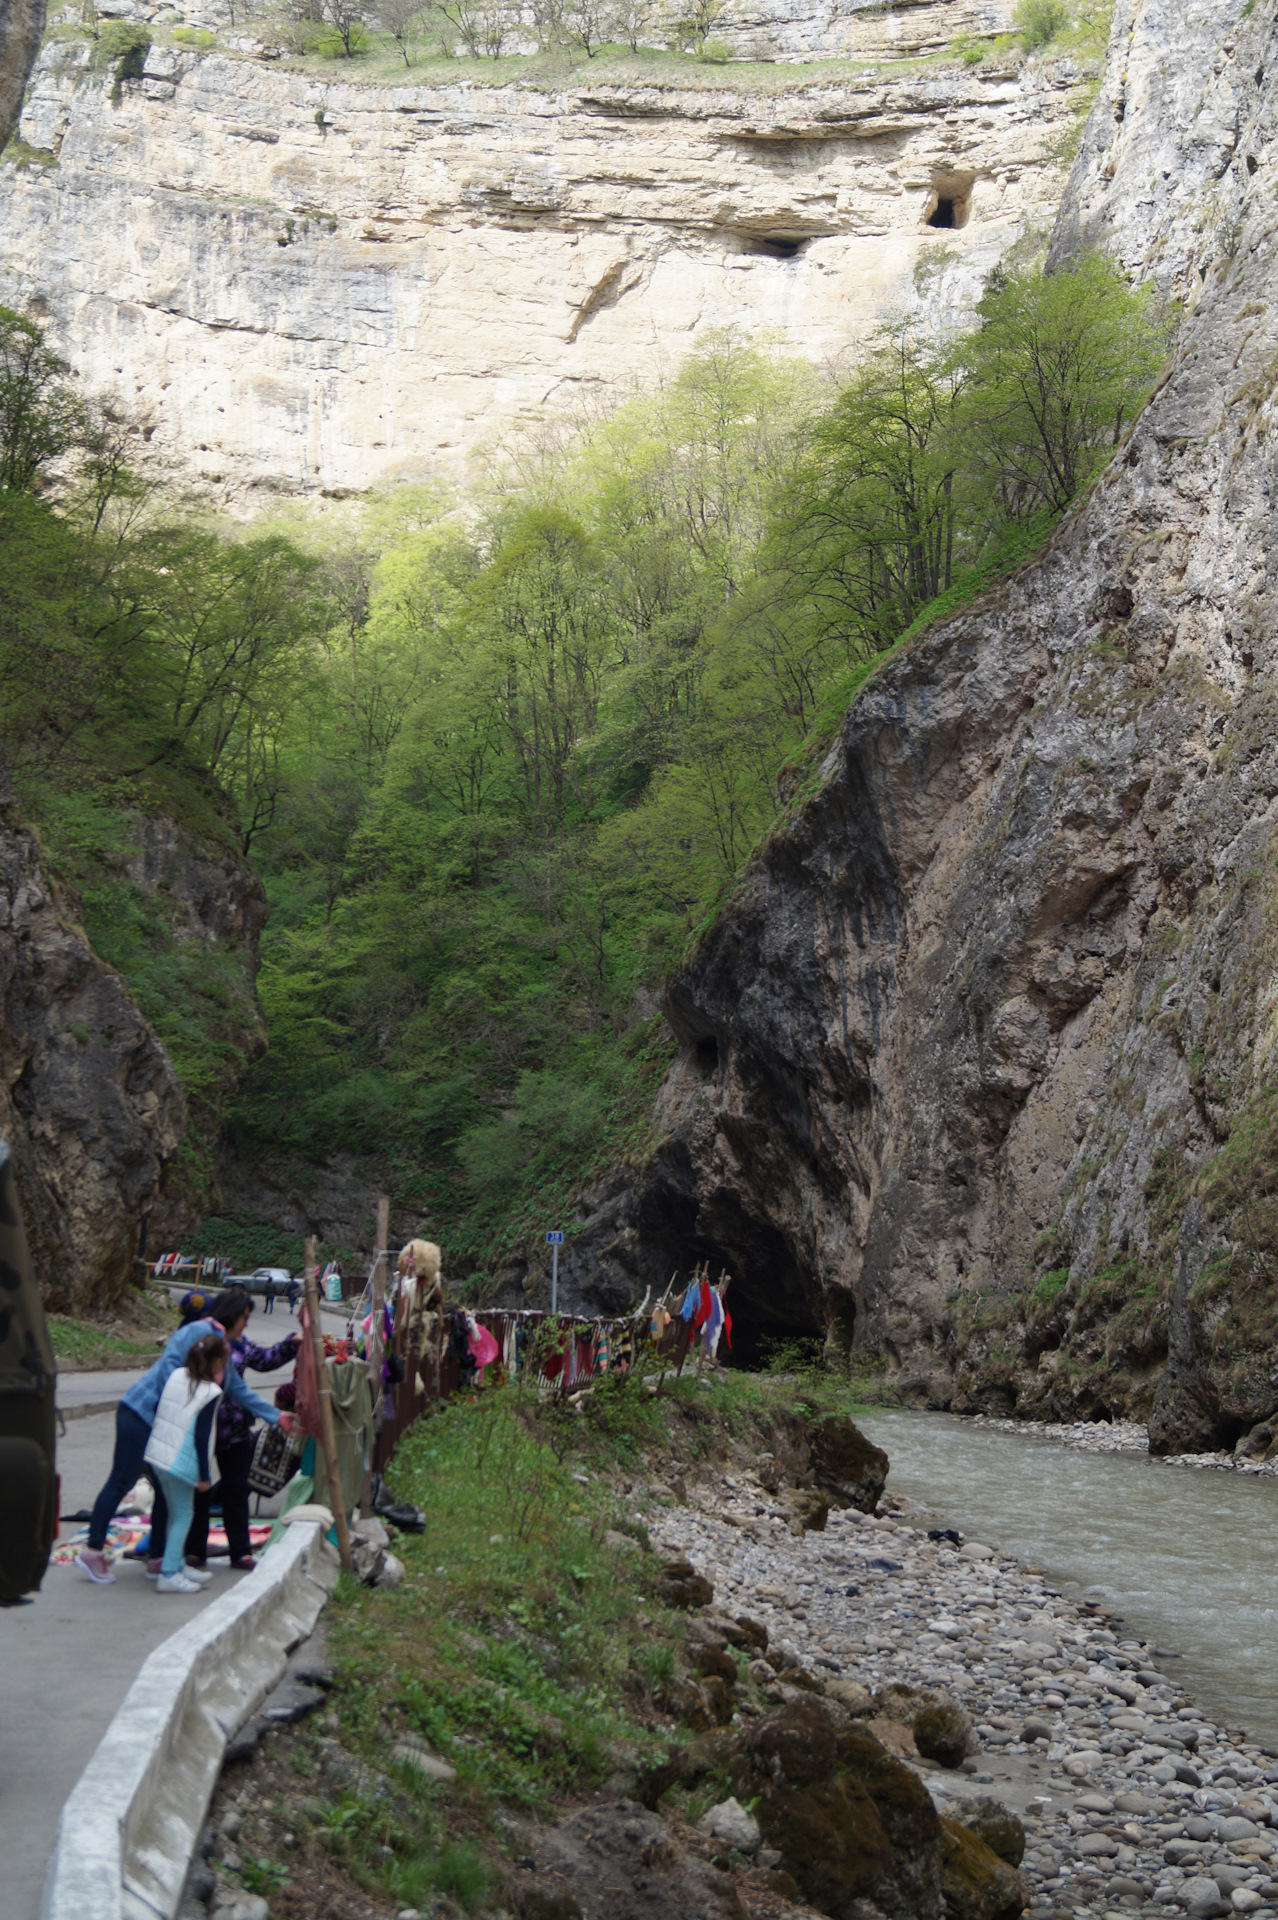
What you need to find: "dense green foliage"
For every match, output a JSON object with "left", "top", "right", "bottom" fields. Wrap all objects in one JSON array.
[{"left": 0, "top": 257, "right": 1168, "bottom": 1265}]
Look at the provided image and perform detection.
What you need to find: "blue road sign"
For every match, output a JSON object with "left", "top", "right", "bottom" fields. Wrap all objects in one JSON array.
[{"left": 546, "top": 1230, "right": 565, "bottom": 1244}]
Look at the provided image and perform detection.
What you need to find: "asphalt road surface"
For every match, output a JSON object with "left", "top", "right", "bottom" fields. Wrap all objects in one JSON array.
[{"left": 4, "top": 1295, "right": 349, "bottom": 1919}]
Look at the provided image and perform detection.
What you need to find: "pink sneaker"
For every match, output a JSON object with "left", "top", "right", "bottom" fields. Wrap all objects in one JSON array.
[{"left": 75, "top": 1549, "right": 115, "bottom": 1585}]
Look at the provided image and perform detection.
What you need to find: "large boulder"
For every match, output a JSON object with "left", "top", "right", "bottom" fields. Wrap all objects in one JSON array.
[
  {"left": 939, "top": 1816, "right": 1026, "bottom": 1920},
  {"left": 914, "top": 1699, "right": 975, "bottom": 1769},
  {"left": 946, "top": 1797, "right": 1026, "bottom": 1868},
  {"left": 732, "top": 1699, "right": 943, "bottom": 1920},
  {"left": 809, "top": 1415, "right": 889, "bottom": 1513}
]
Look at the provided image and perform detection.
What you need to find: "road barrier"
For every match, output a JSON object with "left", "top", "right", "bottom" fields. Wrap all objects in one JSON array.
[{"left": 42, "top": 1518, "right": 337, "bottom": 1920}]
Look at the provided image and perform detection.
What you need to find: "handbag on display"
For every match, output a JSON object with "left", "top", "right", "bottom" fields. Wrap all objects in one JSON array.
[{"left": 247, "top": 1422, "right": 304, "bottom": 1497}]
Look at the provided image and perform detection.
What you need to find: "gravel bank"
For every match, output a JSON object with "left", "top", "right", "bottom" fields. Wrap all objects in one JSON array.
[
  {"left": 642, "top": 1466, "right": 1278, "bottom": 1920},
  {"left": 969, "top": 1418, "right": 1278, "bottom": 1477}
]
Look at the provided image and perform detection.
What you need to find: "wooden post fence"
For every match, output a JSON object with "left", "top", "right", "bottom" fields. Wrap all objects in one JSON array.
[{"left": 304, "top": 1234, "right": 354, "bottom": 1574}]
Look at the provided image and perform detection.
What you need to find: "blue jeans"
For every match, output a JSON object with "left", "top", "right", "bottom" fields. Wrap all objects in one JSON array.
[
  {"left": 89, "top": 1403, "right": 169, "bottom": 1555},
  {"left": 154, "top": 1470, "right": 195, "bottom": 1577}
]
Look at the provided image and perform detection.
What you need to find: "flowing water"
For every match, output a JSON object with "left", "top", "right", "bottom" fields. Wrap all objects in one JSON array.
[{"left": 857, "top": 1410, "right": 1278, "bottom": 1749}]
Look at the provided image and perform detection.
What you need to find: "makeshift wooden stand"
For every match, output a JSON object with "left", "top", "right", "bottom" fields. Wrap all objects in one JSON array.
[
  {"left": 304, "top": 1235, "right": 354, "bottom": 1574},
  {"left": 360, "top": 1195, "right": 389, "bottom": 1517}
]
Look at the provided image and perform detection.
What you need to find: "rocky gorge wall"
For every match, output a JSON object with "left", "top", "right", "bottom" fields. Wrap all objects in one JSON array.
[
  {"left": 553, "top": 0, "right": 1278, "bottom": 1454},
  {"left": 0, "top": 775, "right": 185, "bottom": 1315},
  {"left": 0, "top": 6, "right": 1078, "bottom": 502},
  {"left": 0, "top": 767, "right": 267, "bottom": 1311}
]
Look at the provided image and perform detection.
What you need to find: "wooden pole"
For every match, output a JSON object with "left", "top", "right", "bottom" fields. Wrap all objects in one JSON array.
[
  {"left": 360, "top": 1195, "right": 390, "bottom": 1515},
  {"left": 304, "top": 1236, "right": 354, "bottom": 1574}
]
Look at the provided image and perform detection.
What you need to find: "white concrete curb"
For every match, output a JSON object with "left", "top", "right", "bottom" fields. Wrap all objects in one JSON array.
[{"left": 42, "top": 1521, "right": 339, "bottom": 1920}]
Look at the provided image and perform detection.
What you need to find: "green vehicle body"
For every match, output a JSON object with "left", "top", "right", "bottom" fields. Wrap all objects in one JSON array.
[{"left": 0, "top": 1140, "right": 57, "bottom": 1602}]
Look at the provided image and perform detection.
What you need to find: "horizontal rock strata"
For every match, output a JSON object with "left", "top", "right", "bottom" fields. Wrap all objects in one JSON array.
[{"left": 0, "top": 19, "right": 1076, "bottom": 500}]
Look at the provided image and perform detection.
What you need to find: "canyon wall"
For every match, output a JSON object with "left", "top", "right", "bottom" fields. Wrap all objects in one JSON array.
[
  {"left": 0, "top": 8, "right": 1076, "bottom": 502},
  {"left": 0, "top": 0, "right": 43, "bottom": 148},
  {"left": 0, "top": 785, "right": 268, "bottom": 1311},
  {"left": 0, "top": 777, "right": 185, "bottom": 1316},
  {"left": 569, "top": 0, "right": 1278, "bottom": 1452}
]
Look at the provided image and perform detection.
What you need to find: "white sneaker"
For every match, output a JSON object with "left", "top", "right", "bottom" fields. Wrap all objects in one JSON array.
[
  {"left": 156, "top": 1571, "right": 202, "bottom": 1595},
  {"left": 182, "top": 1567, "right": 213, "bottom": 1585}
]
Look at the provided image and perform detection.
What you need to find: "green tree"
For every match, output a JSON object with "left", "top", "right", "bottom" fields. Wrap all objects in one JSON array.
[
  {"left": 778, "top": 321, "right": 969, "bottom": 653},
  {"left": 0, "top": 308, "right": 86, "bottom": 493},
  {"left": 1014, "top": 0, "right": 1068, "bottom": 50},
  {"left": 960, "top": 252, "right": 1168, "bottom": 515}
]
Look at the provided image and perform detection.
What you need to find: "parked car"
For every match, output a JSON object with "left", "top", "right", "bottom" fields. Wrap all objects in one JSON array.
[{"left": 226, "top": 1266, "right": 294, "bottom": 1296}]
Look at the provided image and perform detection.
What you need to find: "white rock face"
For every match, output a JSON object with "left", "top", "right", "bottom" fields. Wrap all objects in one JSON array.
[{"left": 0, "top": 23, "right": 1080, "bottom": 501}]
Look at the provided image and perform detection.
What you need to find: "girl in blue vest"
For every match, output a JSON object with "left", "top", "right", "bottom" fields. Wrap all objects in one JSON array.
[{"left": 143, "top": 1335, "right": 227, "bottom": 1595}]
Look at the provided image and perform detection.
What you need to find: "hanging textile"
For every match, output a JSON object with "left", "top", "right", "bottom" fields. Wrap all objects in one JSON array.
[
  {"left": 310, "top": 1359, "right": 374, "bottom": 1514},
  {"left": 294, "top": 1301, "right": 323, "bottom": 1441}
]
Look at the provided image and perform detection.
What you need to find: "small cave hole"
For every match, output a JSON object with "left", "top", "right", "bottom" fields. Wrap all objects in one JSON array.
[
  {"left": 744, "top": 234, "right": 805, "bottom": 259},
  {"left": 695, "top": 1034, "right": 719, "bottom": 1077},
  {"left": 928, "top": 197, "right": 956, "bottom": 228},
  {"left": 1247, "top": 153, "right": 1259, "bottom": 175}
]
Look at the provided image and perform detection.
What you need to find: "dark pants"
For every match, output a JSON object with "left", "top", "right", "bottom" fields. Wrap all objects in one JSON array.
[
  {"left": 264, "top": 1291, "right": 275, "bottom": 1314},
  {"left": 88, "top": 1403, "right": 169, "bottom": 1555},
  {"left": 185, "top": 1436, "right": 254, "bottom": 1564}
]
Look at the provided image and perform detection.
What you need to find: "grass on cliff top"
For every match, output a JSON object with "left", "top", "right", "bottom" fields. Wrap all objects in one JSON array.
[
  {"left": 119, "top": 7, "right": 1061, "bottom": 98},
  {"left": 227, "top": 1357, "right": 872, "bottom": 1912}
]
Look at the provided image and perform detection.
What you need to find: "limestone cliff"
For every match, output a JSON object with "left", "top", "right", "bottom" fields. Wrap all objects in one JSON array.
[
  {"left": 0, "top": 8, "right": 1077, "bottom": 501},
  {"left": 0, "top": 0, "right": 44, "bottom": 148},
  {"left": 557, "top": 0, "right": 1278, "bottom": 1453}
]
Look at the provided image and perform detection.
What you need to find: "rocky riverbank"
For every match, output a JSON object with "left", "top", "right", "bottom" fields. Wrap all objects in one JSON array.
[
  {"left": 641, "top": 1457, "right": 1278, "bottom": 1920},
  {"left": 970, "top": 1418, "right": 1278, "bottom": 1478}
]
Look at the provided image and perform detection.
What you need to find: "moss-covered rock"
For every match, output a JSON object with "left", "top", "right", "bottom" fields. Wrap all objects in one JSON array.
[
  {"left": 946, "top": 1797, "right": 1026, "bottom": 1868},
  {"left": 724, "top": 1701, "right": 944, "bottom": 1919},
  {"left": 914, "top": 1700, "right": 974, "bottom": 1769},
  {"left": 810, "top": 1414, "right": 889, "bottom": 1512},
  {"left": 939, "top": 1815, "right": 1027, "bottom": 1920}
]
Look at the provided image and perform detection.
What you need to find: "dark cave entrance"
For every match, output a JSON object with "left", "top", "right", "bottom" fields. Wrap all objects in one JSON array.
[{"left": 928, "top": 198, "right": 956, "bottom": 228}]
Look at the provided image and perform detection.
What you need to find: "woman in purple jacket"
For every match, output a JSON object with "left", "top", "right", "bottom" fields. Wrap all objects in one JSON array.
[{"left": 185, "top": 1323, "right": 300, "bottom": 1571}]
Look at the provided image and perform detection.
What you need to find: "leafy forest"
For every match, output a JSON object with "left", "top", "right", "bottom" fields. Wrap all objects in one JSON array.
[{"left": 0, "top": 245, "right": 1169, "bottom": 1273}]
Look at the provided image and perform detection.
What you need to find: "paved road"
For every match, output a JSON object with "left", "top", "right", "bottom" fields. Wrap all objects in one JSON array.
[{"left": 6, "top": 1296, "right": 346, "bottom": 1920}]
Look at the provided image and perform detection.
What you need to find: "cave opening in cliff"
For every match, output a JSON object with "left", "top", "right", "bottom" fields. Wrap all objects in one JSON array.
[{"left": 923, "top": 177, "right": 973, "bottom": 230}]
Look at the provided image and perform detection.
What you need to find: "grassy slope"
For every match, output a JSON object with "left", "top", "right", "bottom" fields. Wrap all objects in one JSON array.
[{"left": 206, "top": 1359, "right": 872, "bottom": 1915}]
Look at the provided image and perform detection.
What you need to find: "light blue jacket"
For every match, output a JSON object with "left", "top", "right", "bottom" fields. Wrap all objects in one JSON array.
[{"left": 122, "top": 1319, "right": 278, "bottom": 1428}]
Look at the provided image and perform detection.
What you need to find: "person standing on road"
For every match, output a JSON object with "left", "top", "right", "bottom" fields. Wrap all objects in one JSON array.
[
  {"left": 75, "top": 1286, "right": 293, "bottom": 1586},
  {"left": 287, "top": 1274, "right": 300, "bottom": 1316},
  {"left": 185, "top": 1322, "right": 300, "bottom": 1572},
  {"left": 263, "top": 1272, "right": 276, "bottom": 1316},
  {"left": 143, "top": 1334, "right": 226, "bottom": 1596}
]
